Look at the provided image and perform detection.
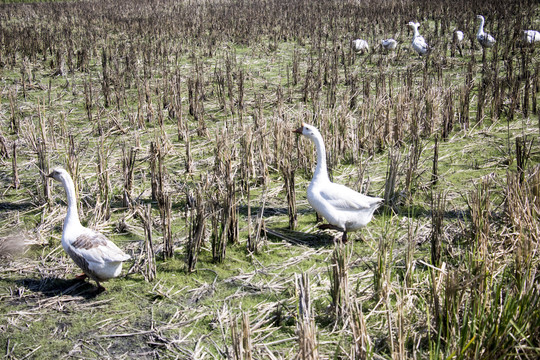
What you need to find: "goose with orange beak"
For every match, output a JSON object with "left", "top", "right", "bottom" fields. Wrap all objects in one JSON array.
[
  {"left": 294, "top": 123, "right": 383, "bottom": 242},
  {"left": 48, "top": 168, "right": 131, "bottom": 291}
]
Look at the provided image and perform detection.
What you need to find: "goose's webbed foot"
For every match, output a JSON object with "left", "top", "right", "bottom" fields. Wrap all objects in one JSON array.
[
  {"left": 96, "top": 282, "right": 106, "bottom": 293},
  {"left": 75, "top": 273, "right": 88, "bottom": 281},
  {"left": 317, "top": 223, "right": 344, "bottom": 232}
]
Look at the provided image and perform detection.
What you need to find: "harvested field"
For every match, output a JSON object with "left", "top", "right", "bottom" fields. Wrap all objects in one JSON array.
[{"left": 1, "top": 0, "right": 539, "bottom": 358}]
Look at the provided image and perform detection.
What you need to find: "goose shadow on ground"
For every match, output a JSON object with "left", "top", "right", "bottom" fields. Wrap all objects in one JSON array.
[
  {"left": 265, "top": 226, "right": 338, "bottom": 248},
  {"left": 14, "top": 277, "right": 103, "bottom": 299},
  {"left": 239, "top": 205, "right": 314, "bottom": 218},
  {"left": 238, "top": 205, "right": 361, "bottom": 247}
]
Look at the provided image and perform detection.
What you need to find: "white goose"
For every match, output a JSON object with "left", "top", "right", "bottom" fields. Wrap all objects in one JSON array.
[
  {"left": 48, "top": 168, "right": 130, "bottom": 291},
  {"left": 453, "top": 30, "right": 464, "bottom": 56},
  {"left": 381, "top": 38, "right": 398, "bottom": 51},
  {"left": 454, "top": 30, "right": 464, "bottom": 42},
  {"left": 408, "top": 21, "right": 430, "bottom": 55},
  {"left": 351, "top": 39, "right": 369, "bottom": 53},
  {"left": 294, "top": 124, "right": 383, "bottom": 242},
  {"left": 523, "top": 30, "right": 540, "bottom": 44},
  {"left": 476, "top": 15, "right": 496, "bottom": 48}
]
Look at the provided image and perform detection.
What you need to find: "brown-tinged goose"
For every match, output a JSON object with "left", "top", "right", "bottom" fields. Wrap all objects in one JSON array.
[{"left": 48, "top": 168, "right": 130, "bottom": 291}]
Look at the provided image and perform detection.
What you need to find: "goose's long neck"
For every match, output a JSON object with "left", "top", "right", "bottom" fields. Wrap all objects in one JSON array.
[
  {"left": 312, "top": 132, "right": 329, "bottom": 182},
  {"left": 61, "top": 174, "right": 80, "bottom": 228},
  {"left": 412, "top": 26, "right": 420, "bottom": 39},
  {"left": 477, "top": 18, "right": 485, "bottom": 36}
]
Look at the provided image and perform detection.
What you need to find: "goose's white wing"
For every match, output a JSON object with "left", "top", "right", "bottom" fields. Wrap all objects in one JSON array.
[
  {"left": 478, "top": 33, "right": 495, "bottom": 47},
  {"left": 70, "top": 230, "right": 130, "bottom": 265},
  {"left": 524, "top": 30, "right": 540, "bottom": 43},
  {"left": 413, "top": 36, "right": 429, "bottom": 53},
  {"left": 382, "top": 39, "right": 397, "bottom": 49},
  {"left": 319, "top": 182, "right": 383, "bottom": 211}
]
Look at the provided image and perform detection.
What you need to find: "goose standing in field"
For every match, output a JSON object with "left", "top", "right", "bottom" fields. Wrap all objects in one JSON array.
[
  {"left": 408, "top": 21, "right": 430, "bottom": 56},
  {"left": 48, "top": 168, "right": 131, "bottom": 291},
  {"left": 454, "top": 30, "right": 464, "bottom": 42},
  {"left": 476, "top": 15, "right": 496, "bottom": 48},
  {"left": 351, "top": 39, "right": 369, "bottom": 53},
  {"left": 294, "top": 124, "right": 383, "bottom": 243},
  {"left": 453, "top": 30, "right": 464, "bottom": 56},
  {"left": 523, "top": 30, "right": 540, "bottom": 44},
  {"left": 381, "top": 38, "right": 398, "bottom": 51}
]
